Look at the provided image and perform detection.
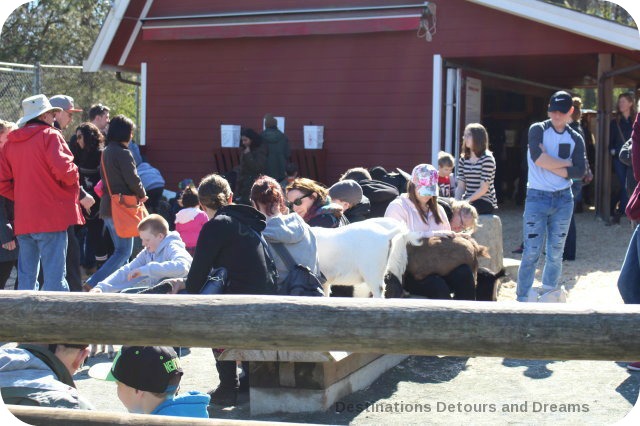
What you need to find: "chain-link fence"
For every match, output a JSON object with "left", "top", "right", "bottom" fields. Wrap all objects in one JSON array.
[{"left": 0, "top": 61, "right": 139, "bottom": 139}]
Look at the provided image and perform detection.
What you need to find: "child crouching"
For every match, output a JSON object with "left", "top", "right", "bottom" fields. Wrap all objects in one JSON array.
[{"left": 90, "top": 214, "right": 191, "bottom": 293}]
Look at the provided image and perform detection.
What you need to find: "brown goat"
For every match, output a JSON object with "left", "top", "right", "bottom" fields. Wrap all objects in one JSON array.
[{"left": 406, "top": 236, "right": 490, "bottom": 282}]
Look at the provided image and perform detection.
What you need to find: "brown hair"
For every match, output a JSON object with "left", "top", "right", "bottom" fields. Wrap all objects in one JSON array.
[
  {"left": 198, "top": 174, "right": 232, "bottom": 211},
  {"left": 286, "top": 177, "right": 328, "bottom": 209},
  {"left": 251, "top": 175, "right": 288, "bottom": 216},
  {"left": 571, "top": 97, "right": 583, "bottom": 122},
  {"left": 437, "top": 151, "right": 455, "bottom": 168},
  {"left": 76, "top": 122, "right": 104, "bottom": 153},
  {"left": 138, "top": 214, "right": 169, "bottom": 235},
  {"left": 616, "top": 92, "right": 637, "bottom": 122},
  {"left": 462, "top": 123, "right": 489, "bottom": 159},
  {"left": 180, "top": 185, "right": 199, "bottom": 208},
  {"left": 340, "top": 167, "right": 371, "bottom": 182},
  {"left": 407, "top": 181, "right": 442, "bottom": 225}
]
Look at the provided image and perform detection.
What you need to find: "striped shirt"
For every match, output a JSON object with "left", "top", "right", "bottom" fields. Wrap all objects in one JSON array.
[{"left": 457, "top": 153, "right": 497, "bottom": 208}]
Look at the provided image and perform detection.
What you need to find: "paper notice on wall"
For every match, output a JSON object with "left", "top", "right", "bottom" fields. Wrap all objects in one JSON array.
[
  {"left": 465, "top": 77, "right": 482, "bottom": 125},
  {"left": 220, "top": 125, "right": 241, "bottom": 147},
  {"left": 263, "top": 117, "right": 285, "bottom": 133},
  {"left": 304, "top": 125, "right": 324, "bottom": 149}
]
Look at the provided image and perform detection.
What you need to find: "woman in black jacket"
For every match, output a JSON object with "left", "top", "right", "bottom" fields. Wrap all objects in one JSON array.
[
  {"left": 234, "top": 127, "right": 267, "bottom": 205},
  {"left": 0, "top": 120, "right": 17, "bottom": 289},
  {"left": 169, "top": 173, "right": 276, "bottom": 406},
  {"left": 73, "top": 122, "right": 108, "bottom": 275}
]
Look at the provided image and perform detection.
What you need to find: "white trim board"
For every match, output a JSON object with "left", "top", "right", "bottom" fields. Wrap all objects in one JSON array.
[
  {"left": 118, "top": 0, "right": 154, "bottom": 67},
  {"left": 83, "top": 0, "right": 131, "bottom": 72},
  {"left": 466, "top": 0, "right": 640, "bottom": 50}
]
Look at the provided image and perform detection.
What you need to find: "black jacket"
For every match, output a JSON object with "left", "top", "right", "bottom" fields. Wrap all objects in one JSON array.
[
  {"left": 344, "top": 196, "right": 371, "bottom": 223},
  {"left": 185, "top": 204, "right": 275, "bottom": 295},
  {"left": 0, "top": 195, "right": 17, "bottom": 262},
  {"left": 358, "top": 179, "right": 400, "bottom": 218}
]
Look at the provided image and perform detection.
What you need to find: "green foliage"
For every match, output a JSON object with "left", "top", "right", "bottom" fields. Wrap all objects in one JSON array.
[
  {"left": 0, "top": 0, "right": 112, "bottom": 65},
  {"left": 0, "top": 0, "right": 138, "bottom": 129},
  {"left": 540, "top": 0, "right": 636, "bottom": 28}
]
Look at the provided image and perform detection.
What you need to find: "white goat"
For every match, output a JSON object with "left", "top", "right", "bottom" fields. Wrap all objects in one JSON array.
[{"left": 311, "top": 217, "right": 421, "bottom": 298}]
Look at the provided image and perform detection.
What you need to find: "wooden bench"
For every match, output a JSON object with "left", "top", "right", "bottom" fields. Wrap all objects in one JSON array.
[
  {"left": 218, "top": 349, "right": 407, "bottom": 415},
  {"left": 212, "top": 148, "right": 327, "bottom": 184}
]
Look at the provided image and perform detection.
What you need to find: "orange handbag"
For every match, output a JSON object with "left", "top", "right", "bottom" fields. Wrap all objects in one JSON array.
[{"left": 101, "top": 156, "right": 148, "bottom": 238}]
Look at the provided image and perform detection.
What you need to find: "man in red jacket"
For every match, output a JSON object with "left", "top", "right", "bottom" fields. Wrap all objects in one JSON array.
[{"left": 0, "top": 94, "right": 84, "bottom": 291}]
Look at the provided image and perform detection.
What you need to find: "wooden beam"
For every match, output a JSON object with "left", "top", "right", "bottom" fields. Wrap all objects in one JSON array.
[
  {"left": 596, "top": 53, "right": 613, "bottom": 221},
  {"left": 7, "top": 405, "right": 291, "bottom": 426},
  {"left": 0, "top": 292, "right": 639, "bottom": 360}
]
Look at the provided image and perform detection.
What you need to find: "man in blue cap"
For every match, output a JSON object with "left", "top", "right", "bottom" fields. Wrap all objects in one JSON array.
[{"left": 516, "top": 91, "right": 586, "bottom": 302}]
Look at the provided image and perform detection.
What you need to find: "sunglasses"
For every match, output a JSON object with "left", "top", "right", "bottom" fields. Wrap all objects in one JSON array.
[{"left": 287, "top": 193, "right": 311, "bottom": 208}]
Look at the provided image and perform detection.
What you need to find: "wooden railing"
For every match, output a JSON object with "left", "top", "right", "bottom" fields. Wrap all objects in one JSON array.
[{"left": 2, "top": 291, "right": 640, "bottom": 424}]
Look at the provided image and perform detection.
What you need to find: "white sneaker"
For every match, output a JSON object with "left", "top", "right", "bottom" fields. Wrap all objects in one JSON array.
[
  {"left": 538, "top": 285, "right": 568, "bottom": 303},
  {"left": 527, "top": 285, "right": 567, "bottom": 303}
]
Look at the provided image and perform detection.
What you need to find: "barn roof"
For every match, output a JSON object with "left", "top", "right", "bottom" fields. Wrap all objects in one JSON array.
[{"left": 84, "top": 0, "right": 640, "bottom": 72}]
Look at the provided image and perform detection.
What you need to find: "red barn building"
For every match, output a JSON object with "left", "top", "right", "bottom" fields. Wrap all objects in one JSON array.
[{"left": 86, "top": 0, "right": 640, "bottom": 219}]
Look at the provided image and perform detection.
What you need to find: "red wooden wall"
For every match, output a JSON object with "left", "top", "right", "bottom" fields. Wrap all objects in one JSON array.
[{"left": 118, "top": 0, "right": 626, "bottom": 188}]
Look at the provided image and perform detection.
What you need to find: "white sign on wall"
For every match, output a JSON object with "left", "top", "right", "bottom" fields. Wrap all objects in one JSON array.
[
  {"left": 220, "top": 125, "right": 241, "bottom": 147},
  {"left": 263, "top": 116, "right": 285, "bottom": 133},
  {"left": 304, "top": 125, "right": 324, "bottom": 149},
  {"left": 465, "top": 77, "right": 482, "bottom": 125}
]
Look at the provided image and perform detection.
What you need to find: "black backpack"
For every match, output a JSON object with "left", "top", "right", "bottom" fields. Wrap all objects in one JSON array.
[
  {"left": 250, "top": 229, "right": 279, "bottom": 295},
  {"left": 270, "top": 243, "right": 325, "bottom": 297}
]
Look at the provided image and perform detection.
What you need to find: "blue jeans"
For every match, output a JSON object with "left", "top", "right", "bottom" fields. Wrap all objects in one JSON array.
[
  {"left": 517, "top": 188, "right": 573, "bottom": 302},
  {"left": 17, "top": 231, "right": 68, "bottom": 291},
  {"left": 85, "top": 217, "right": 133, "bottom": 287},
  {"left": 618, "top": 225, "right": 640, "bottom": 304},
  {"left": 613, "top": 158, "right": 629, "bottom": 214}
]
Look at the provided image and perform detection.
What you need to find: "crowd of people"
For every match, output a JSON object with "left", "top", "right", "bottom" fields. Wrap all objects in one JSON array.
[{"left": 0, "top": 88, "right": 639, "bottom": 417}]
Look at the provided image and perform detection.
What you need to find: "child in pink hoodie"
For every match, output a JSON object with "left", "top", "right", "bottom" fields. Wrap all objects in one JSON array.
[{"left": 174, "top": 185, "right": 208, "bottom": 256}]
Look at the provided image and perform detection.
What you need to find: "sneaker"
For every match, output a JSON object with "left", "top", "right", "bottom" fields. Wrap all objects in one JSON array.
[
  {"left": 208, "top": 386, "right": 238, "bottom": 406},
  {"left": 627, "top": 361, "right": 640, "bottom": 371}
]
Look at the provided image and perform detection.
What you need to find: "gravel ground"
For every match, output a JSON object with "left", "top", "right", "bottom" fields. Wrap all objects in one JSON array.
[{"left": 3, "top": 202, "right": 640, "bottom": 425}]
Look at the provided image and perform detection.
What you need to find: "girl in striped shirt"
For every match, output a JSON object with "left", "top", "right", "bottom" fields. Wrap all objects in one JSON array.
[{"left": 455, "top": 123, "right": 497, "bottom": 214}]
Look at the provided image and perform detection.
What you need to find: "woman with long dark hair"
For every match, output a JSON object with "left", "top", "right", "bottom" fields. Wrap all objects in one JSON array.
[
  {"left": 234, "top": 127, "right": 266, "bottom": 205},
  {"left": 455, "top": 123, "right": 497, "bottom": 214},
  {"left": 84, "top": 115, "right": 147, "bottom": 290},
  {"left": 385, "top": 164, "right": 475, "bottom": 300},
  {"left": 610, "top": 92, "right": 637, "bottom": 220},
  {"left": 73, "top": 122, "right": 108, "bottom": 275}
]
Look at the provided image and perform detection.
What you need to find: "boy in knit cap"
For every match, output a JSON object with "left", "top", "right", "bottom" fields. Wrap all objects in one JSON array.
[
  {"left": 329, "top": 179, "right": 370, "bottom": 223},
  {"left": 89, "top": 346, "right": 209, "bottom": 417}
]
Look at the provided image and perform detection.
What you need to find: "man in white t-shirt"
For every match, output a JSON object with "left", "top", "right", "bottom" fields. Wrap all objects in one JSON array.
[{"left": 516, "top": 91, "right": 586, "bottom": 302}]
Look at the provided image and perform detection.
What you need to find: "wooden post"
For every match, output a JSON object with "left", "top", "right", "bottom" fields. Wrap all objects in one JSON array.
[
  {"left": 7, "top": 405, "right": 296, "bottom": 426},
  {"left": 596, "top": 53, "right": 613, "bottom": 222},
  {"left": 0, "top": 292, "right": 639, "bottom": 360}
]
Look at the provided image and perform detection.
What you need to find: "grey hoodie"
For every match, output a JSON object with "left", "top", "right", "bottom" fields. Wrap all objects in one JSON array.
[
  {"left": 96, "top": 231, "right": 192, "bottom": 292},
  {"left": 0, "top": 346, "right": 92, "bottom": 409},
  {"left": 262, "top": 213, "right": 320, "bottom": 283}
]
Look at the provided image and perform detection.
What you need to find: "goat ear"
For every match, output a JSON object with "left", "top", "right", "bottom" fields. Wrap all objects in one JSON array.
[{"left": 478, "top": 245, "right": 491, "bottom": 258}]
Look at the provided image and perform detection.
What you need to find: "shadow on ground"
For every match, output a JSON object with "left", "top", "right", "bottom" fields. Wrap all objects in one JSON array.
[
  {"left": 501, "top": 359, "right": 559, "bottom": 379},
  {"left": 205, "top": 355, "right": 468, "bottom": 424},
  {"left": 614, "top": 363, "right": 640, "bottom": 405}
]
